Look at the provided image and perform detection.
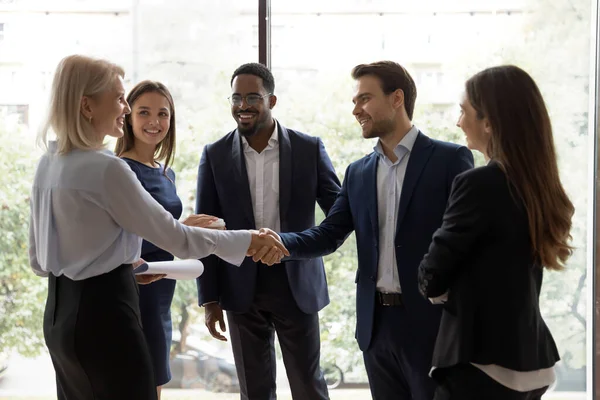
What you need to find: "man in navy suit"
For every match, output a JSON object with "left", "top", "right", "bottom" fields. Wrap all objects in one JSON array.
[
  {"left": 195, "top": 63, "right": 341, "bottom": 400},
  {"left": 259, "top": 61, "right": 474, "bottom": 400}
]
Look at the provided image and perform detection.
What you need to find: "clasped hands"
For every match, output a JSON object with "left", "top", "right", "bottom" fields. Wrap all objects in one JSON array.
[
  {"left": 247, "top": 228, "right": 287, "bottom": 266},
  {"left": 184, "top": 214, "right": 289, "bottom": 266}
]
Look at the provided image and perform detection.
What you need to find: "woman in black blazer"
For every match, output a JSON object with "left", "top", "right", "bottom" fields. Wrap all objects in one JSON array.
[{"left": 418, "top": 65, "right": 574, "bottom": 400}]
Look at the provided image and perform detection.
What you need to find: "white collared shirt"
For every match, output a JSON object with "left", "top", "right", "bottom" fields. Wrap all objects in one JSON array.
[
  {"left": 373, "top": 125, "right": 419, "bottom": 293},
  {"left": 240, "top": 121, "right": 280, "bottom": 231},
  {"left": 29, "top": 144, "right": 251, "bottom": 280}
]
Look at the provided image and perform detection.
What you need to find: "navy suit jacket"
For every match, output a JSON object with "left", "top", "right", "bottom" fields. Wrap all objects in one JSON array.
[
  {"left": 280, "top": 132, "right": 474, "bottom": 351},
  {"left": 196, "top": 122, "right": 341, "bottom": 314}
]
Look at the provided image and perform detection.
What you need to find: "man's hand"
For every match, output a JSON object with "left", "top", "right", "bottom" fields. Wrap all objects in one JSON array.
[
  {"left": 252, "top": 228, "right": 286, "bottom": 265},
  {"left": 132, "top": 258, "right": 165, "bottom": 284},
  {"left": 247, "top": 229, "right": 289, "bottom": 265},
  {"left": 132, "top": 258, "right": 146, "bottom": 269},
  {"left": 182, "top": 214, "right": 220, "bottom": 228},
  {"left": 204, "top": 303, "right": 227, "bottom": 341},
  {"left": 135, "top": 274, "right": 166, "bottom": 285}
]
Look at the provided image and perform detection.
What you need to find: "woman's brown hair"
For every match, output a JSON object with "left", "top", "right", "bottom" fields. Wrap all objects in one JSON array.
[
  {"left": 114, "top": 80, "right": 176, "bottom": 178},
  {"left": 466, "top": 65, "right": 574, "bottom": 271}
]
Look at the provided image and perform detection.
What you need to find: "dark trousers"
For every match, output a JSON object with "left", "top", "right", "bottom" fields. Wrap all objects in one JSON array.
[
  {"left": 433, "top": 364, "right": 548, "bottom": 400},
  {"left": 44, "top": 264, "right": 157, "bottom": 400},
  {"left": 226, "top": 264, "right": 329, "bottom": 400},
  {"left": 363, "top": 303, "right": 437, "bottom": 400}
]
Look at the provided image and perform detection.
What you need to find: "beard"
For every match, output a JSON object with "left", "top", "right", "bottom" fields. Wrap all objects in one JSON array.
[
  {"left": 362, "top": 117, "right": 396, "bottom": 139},
  {"left": 236, "top": 112, "right": 269, "bottom": 137},
  {"left": 238, "top": 123, "right": 259, "bottom": 137}
]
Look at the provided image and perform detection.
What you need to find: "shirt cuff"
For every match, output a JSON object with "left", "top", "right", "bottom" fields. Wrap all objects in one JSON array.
[
  {"left": 212, "top": 230, "right": 252, "bottom": 266},
  {"left": 429, "top": 291, "right": 448, "bottom": 304}
]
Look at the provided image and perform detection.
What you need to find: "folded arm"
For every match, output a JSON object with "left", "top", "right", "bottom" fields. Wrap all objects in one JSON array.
[{"left": 418, "top": 171, "right": 488, "bottom": 298}]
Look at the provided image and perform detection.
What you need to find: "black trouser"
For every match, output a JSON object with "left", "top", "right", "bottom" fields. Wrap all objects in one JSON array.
[
  {"left": 44, "top": 264, "right": 157, "bottom": 400},
  {"left": 226, "top": 264, "right": 329, "bottom": 400},
  {"left": 433, "top": 363, "right": 548, "bottom": 400},
  {"left": 363, "top": 300, "right": 437, "bottom": 400}
]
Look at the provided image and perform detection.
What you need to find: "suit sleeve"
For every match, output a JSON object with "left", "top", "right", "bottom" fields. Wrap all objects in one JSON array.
[
  {"left": 280, "top": 165, "right": 354, "bottom": 259},
  {"left": 418, "top": 172, "right": 488, "bottom": 298},
  {"left": 315, "top": 138, "right": 341, "bottom": 215},
  {"left": 195, "top": 146, "right": 223, "bottom": 305}
]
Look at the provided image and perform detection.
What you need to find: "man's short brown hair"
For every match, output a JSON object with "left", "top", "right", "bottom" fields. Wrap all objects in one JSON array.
[{"left": 351, "top": 61, "right": 417, "bottom": 120}]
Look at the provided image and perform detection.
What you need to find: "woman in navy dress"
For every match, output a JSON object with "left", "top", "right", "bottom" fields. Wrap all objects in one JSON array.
[{"left": 114, "top": 80, "right": 217, "bottom": 399}]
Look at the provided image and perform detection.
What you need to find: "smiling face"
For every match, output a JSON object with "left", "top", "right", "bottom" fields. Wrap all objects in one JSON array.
[
  {"left": 230, "top": 74, "right": 275, "bottom": 137},
  {"left": 351, "top": 74, "right": 398, "bottom": 139},
  {"left": 84, "top": 75, "right": 131, "bottom": 140},
  {"left": 457, "top": 91, "right": 491, "bottom": 154},
  {"left": 129, "top": 91, "right": 172, "bottom": 148}
]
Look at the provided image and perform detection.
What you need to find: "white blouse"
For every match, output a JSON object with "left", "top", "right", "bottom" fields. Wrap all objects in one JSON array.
[{"left": 29, "top": 144, "right": 251, "bottom": 280}]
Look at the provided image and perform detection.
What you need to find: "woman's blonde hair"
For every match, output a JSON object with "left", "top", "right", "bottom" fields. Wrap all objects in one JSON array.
[{"left": 39, "top": 55, "right": 125, "bottom": 154}]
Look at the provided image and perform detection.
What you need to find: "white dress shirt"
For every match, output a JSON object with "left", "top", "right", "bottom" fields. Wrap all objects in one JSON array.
[
  {"left": 374, "top": 125, "right": 419, "bottom": 293},
  {"left": 241, "top": 121, "right": 280, "bottom": 231},
  {"left": 29, "top": 142, "right": 251, "bottom": 280}
]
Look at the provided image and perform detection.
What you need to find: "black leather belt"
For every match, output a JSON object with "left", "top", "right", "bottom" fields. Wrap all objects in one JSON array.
[{"left": 376, "top": 292, "right": 403, "bottom": 307}]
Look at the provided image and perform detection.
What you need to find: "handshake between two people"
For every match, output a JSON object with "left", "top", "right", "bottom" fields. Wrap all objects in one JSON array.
[
  {"left": 132, "top": 217, "right": 288, "bottom": 286},
  {"left": 183, "top": 214, "right": 288, "bottom": 265},
  {"left": 248, "top": 228, "right": 287, "bottom": 266}
]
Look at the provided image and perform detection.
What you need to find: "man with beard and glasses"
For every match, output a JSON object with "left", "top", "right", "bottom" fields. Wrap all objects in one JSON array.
[
  {"left": 195, "top": 62, "right": 340, "bottom": 400},
  {"left": 257, "top": 61, "right": 474, "bottom": 400}
]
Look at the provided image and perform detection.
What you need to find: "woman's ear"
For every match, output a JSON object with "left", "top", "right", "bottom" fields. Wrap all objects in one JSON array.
[
  {"left": 81, "top": 96, "right": 93, "bottom": 121},
  {"left": 483, "top": 118, "right": 492, "bottom": 135}
]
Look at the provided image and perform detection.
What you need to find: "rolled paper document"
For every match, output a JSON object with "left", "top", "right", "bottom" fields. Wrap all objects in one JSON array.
[
  {"left": 133, "top": 259, "right": 204, "bottom": 280},
  {"left": 206, "top": 218, "right": 226, "bottom": 228}
]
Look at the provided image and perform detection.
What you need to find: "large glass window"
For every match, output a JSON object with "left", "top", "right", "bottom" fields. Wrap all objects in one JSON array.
[
  {"left": 0, "top": 1, "right": 257, "bottom": 398},
  {"left": 271, "top": 0, "right": 591, "bottom": 397},
  {"left": 0, "top": 0, "right": 595, "bottom": 398}
]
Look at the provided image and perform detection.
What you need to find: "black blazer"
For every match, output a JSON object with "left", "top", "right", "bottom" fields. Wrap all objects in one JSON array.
[
  {"left": 418, "top": 161, "right": 560, "bottom": 376},
  {"left": 196, "top": 122, "right": 341, "bottom": 314}
]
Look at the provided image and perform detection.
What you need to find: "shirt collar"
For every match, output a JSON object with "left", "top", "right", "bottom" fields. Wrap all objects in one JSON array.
[
  {"left": 241, "top": 120, "right": 278, "bottom": 152},
  {"left": 373, "top": 125, "right": 419, "bottom": 159}
]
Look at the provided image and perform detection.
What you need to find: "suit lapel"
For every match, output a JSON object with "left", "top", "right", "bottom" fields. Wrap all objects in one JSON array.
[
  {"left": 362, "top": 153, "right": 379, "bottom": 238},
  {"left": 231, "top": 131, "right": 256, "bottom": 228},
  {"left": 396, "top": 132, "right": 434, "bottom": 230},
  {"left": 278, "top": 123, "right": 292, "bottom": 232}
]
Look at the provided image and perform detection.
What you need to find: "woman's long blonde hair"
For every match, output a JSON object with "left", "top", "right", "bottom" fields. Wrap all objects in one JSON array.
[{"left": 39, "top": 54, "right": 124, "bottom": 154}]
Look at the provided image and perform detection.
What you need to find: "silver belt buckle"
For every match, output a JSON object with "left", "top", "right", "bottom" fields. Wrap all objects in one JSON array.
[{"left": 379, "top": 292, "right": 391, "bottom": 306}]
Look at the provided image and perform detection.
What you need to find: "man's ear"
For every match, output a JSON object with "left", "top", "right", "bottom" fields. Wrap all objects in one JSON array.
[
  {"left": 269, "top": 94, "right": 277, "bottom": 110},
  {"left": 392, "top": 89, "right": 405, "bottom": 111}
]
